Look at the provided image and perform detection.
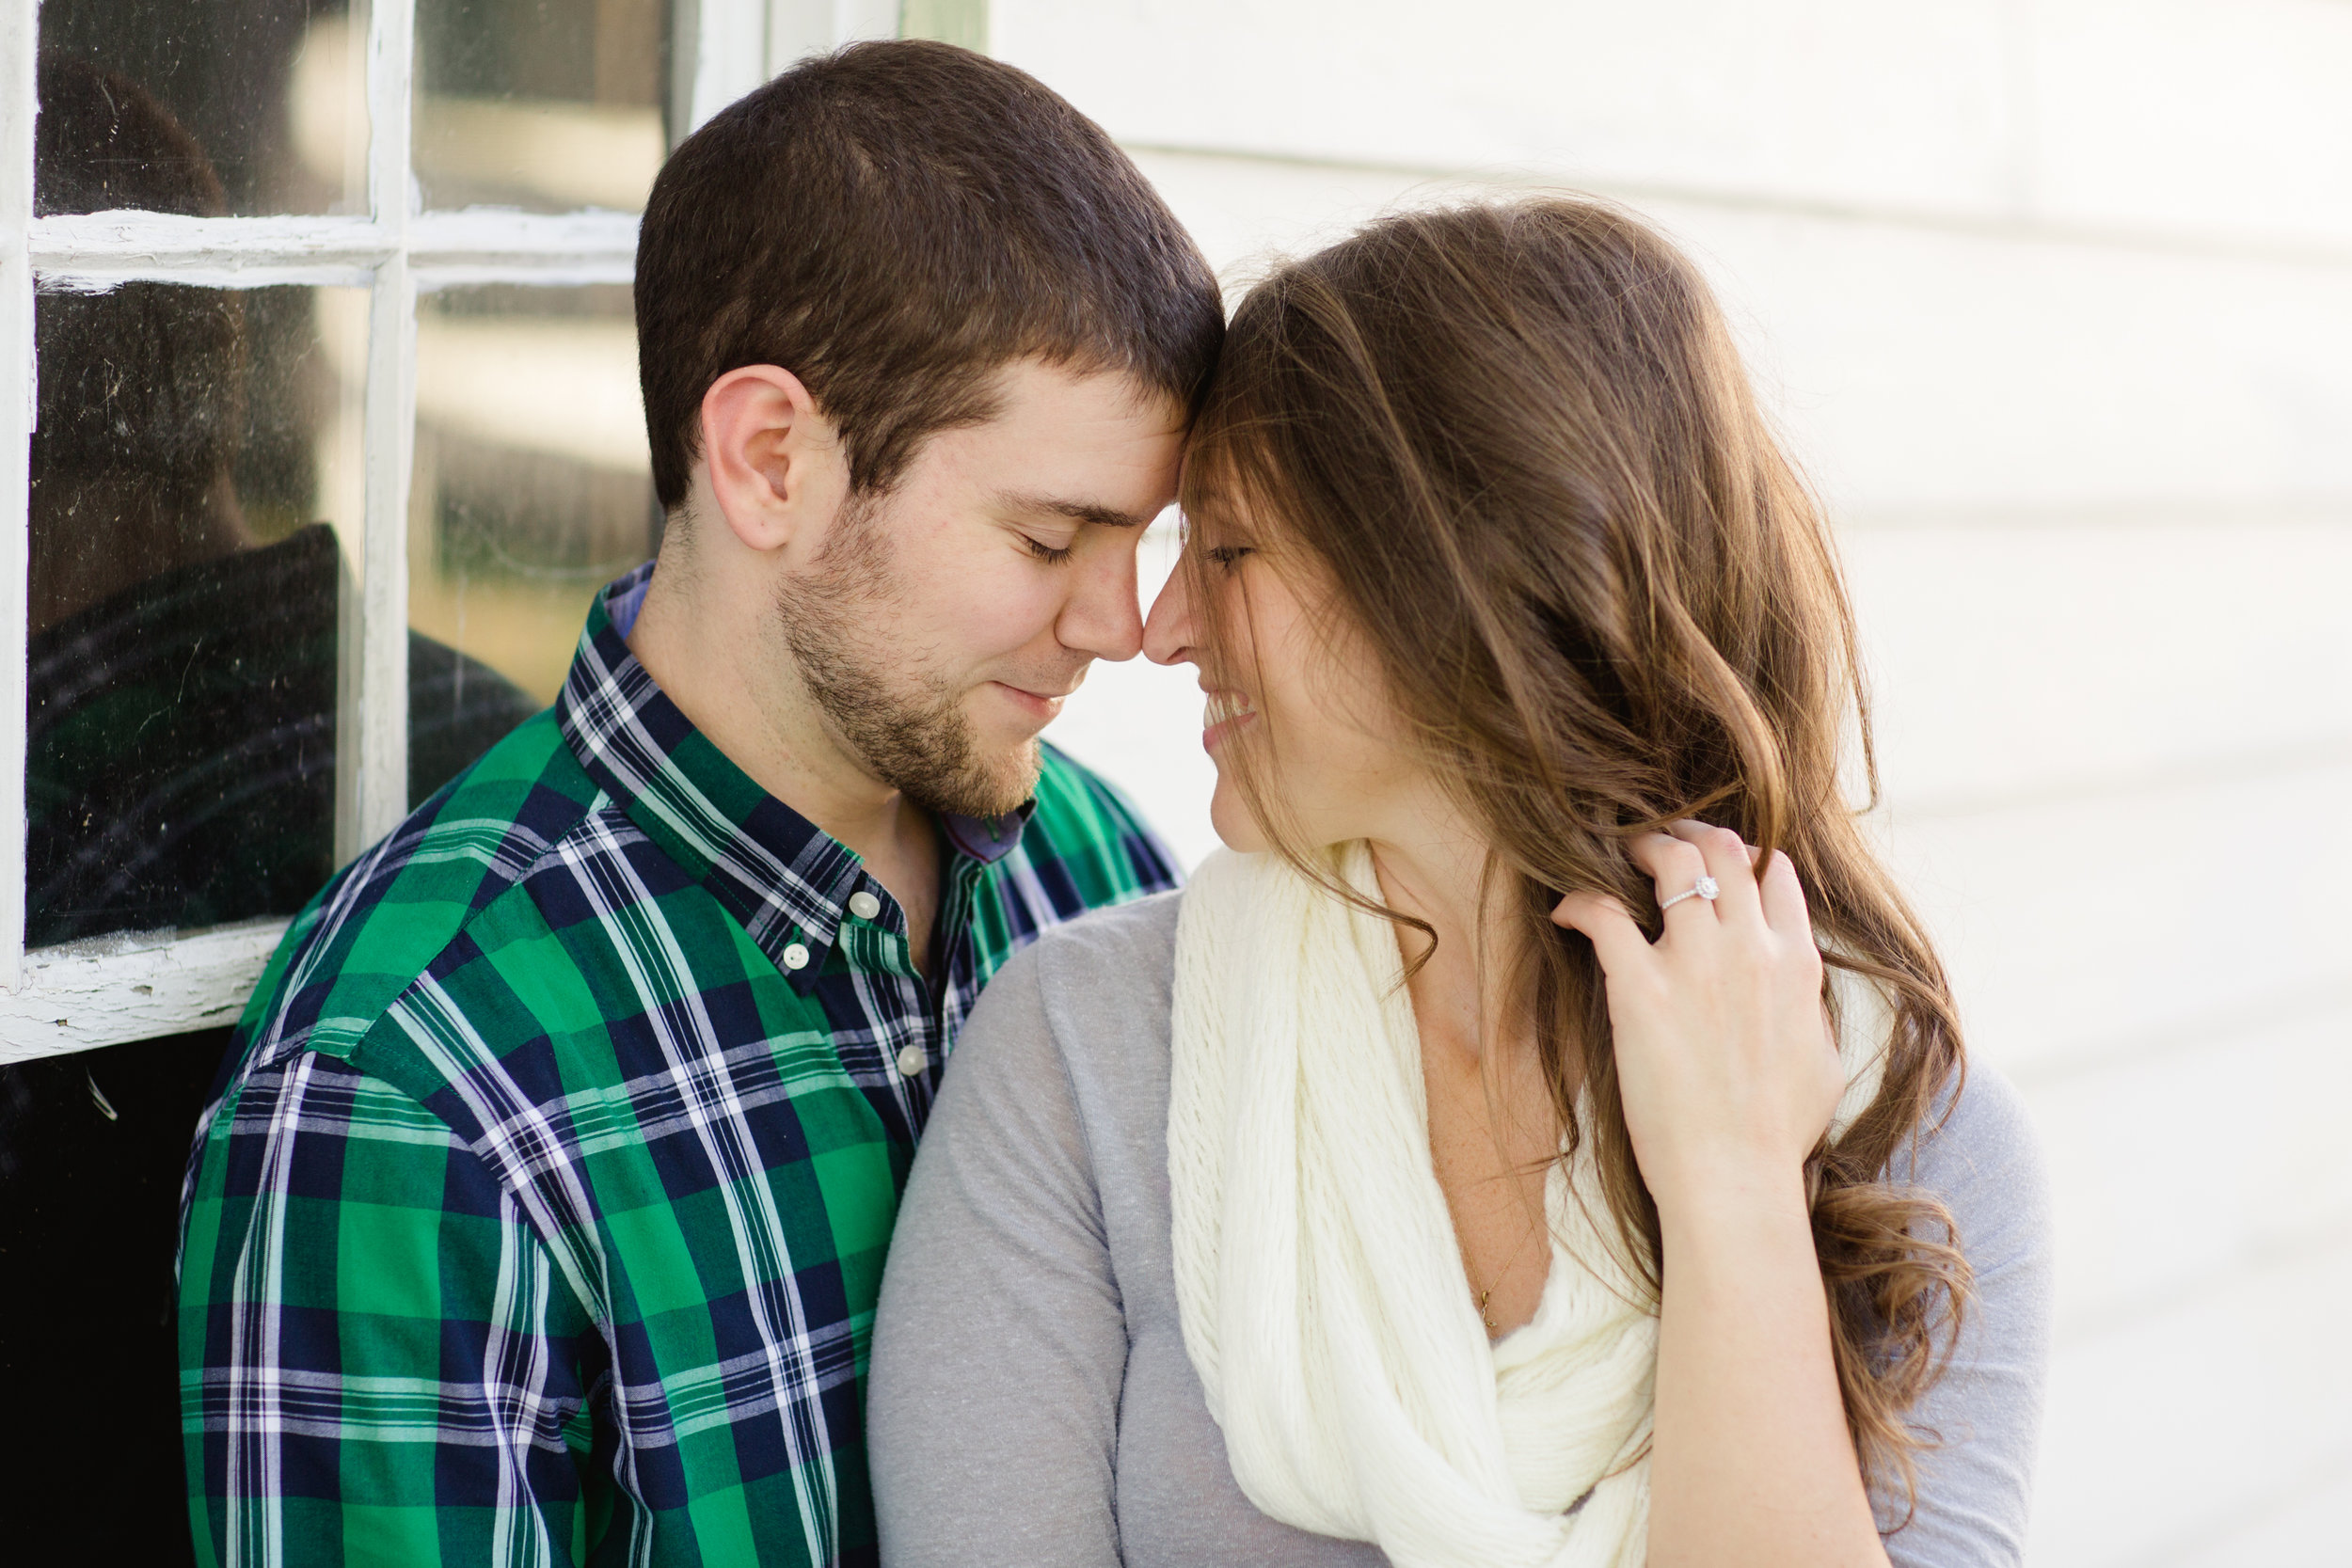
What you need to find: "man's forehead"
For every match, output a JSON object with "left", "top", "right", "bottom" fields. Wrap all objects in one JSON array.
[
  {"left": 930, "top": 361, "right": 1185, "bottom": 515},
  {"left": 982, "top": 356, "right": 1188, "bottom": 436}
]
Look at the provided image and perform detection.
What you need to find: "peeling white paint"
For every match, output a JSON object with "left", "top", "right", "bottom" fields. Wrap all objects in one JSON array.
[
  {"left": 31, "top": 212, "right": 392, "bottom": 271},
  {"left": 0, "top": 0, "right": 34, "bottom": 996},
  {"left": 359, "top": 256, "right": 417, "bottom": 849},
  {"left": 0, "top": 920, "right": 287, "bottom": 1060},
  {"left": 29, "top": 209, "right": 641, "bottom": 293}
]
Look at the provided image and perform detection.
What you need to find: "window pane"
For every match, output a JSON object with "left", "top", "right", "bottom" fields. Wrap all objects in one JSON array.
[
  {"left": 409, "top": 284, "right": 658, "bottom": 802},
  {"left": 36, "top": 0, "right": 369, "bottom": 218},
  {"left": 415, "top": 0, "right": 674, "bottom": 213},
  {"left": 27, "top": 284, "right": 365, "bottom": 947}
]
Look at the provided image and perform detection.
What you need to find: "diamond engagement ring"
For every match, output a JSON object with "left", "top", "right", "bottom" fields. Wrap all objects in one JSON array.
[{"left": 1659, "top": 875, "right": 1720, "bottom": 911}]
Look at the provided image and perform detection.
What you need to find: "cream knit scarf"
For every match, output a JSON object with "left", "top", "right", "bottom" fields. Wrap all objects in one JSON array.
[{"left": 1168, "top": 844, "right": 1891, "bottom": 1568}]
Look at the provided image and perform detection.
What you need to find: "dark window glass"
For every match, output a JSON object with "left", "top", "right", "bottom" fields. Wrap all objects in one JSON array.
[
  {"left": 26, "top": 276, "right": 364, "bottom": 947},
  {"left": 415, "top": 0, "right": 674, "bottom": 213},
  {"left": 407, "top": 284, "right": 658, "bottom": 802},
  {"left": 35, "top": 0, "right": 368, "bottom": 218},
  {"left": 27, "top": 35, "right": 364, "bottom": 948}
]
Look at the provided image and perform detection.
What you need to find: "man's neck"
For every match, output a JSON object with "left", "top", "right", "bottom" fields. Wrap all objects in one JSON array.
[{"left": 623, "top": 561, "right": 943, "bottom": 974}]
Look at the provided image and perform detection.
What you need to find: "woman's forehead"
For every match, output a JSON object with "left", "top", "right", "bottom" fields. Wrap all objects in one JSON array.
[{"left": 1177, "top": 445, "right": 1282, "bottom": 538}]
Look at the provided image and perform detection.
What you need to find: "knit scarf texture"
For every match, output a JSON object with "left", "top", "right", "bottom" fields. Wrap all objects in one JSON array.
[{"left": 1168, "top": 843, "right": 1892, "bottom": 1568}]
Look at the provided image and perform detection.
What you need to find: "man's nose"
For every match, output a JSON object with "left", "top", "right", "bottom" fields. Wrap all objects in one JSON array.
[{"left": 1057, "top": 544, "right": 1147, "bottom": 663}]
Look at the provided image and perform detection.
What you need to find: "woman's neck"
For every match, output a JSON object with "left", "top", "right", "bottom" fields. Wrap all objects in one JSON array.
[
  {"left": 1367, "top": 794, "right": 1564, "bottom": 1341},
  {"left": 1363, "top": 800, "right": 1524, "bottom": 1070}
]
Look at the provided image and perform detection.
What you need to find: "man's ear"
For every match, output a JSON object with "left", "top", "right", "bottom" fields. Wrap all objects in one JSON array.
[{"left": 697, "top": 365, "right": 843, "bottom": 553}]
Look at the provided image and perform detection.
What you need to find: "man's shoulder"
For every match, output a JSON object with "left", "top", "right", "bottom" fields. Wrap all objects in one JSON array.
[
  {"left": 1011, "top": 742, "right": 1180, "bottom": 905},
  {"left": 234, "top": 710, "right": 606, "bottom": 1075}
]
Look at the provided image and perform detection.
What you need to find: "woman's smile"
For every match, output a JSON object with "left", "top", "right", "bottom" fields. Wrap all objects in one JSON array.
[{"left": 1200, "top": 688, "right": 1258, "bottom": 751}]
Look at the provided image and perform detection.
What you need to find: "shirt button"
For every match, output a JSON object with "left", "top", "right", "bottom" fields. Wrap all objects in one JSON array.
[
  {"left": 896, "top": 1044, "right": 929, "bottom": 1078},
  {"left": 848, "top": 891, "right": 882, "bottom": 922},
  {"left": 782, "top": 942, "right": 810, "bottom": 971}
]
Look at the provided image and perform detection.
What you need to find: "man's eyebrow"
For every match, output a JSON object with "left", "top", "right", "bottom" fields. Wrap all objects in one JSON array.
[{"left": 994, "top": 490, "right": 1153, "bottom": 530}]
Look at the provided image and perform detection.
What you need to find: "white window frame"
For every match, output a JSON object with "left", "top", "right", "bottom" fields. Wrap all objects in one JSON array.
[{"left": 0, "top": 0, "right": 971, "bottom": 1061}]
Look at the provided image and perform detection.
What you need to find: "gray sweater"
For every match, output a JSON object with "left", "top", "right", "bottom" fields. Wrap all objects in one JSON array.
[{"left": 869, "top": 892, "right": 2053, "bottom": 1567}]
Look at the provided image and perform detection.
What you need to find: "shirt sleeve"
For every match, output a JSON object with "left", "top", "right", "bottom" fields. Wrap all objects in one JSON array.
[
  {"left": 867, "top": 942, "right": 1128, "bottom": 1568},
  {"left": 178, "top": 1046, "right": 601, "bottom": 1567},
  {"left": 1882, "top": 1063, "right": 2057, "bottom": 1567}
]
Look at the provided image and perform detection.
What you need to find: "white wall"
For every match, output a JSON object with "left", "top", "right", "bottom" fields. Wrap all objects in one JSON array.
[{"left": 1026, "top": 5, "right": 2352, "bottom": 1562}]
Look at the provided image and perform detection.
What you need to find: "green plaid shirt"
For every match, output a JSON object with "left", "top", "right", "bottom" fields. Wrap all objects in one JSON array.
[{"left": 177, "top": 564, "right": 1178, "bottom": 1567}]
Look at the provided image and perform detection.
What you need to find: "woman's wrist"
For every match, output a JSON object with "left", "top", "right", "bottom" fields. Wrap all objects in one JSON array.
[{"left": 1649, "top": 1156, "right": 1812, "bottom": 1248}]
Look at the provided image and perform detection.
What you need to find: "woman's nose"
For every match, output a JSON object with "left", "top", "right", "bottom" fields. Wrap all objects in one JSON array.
[{"left": 1142, "top": 557, "right": 1196, "bottom": 667}]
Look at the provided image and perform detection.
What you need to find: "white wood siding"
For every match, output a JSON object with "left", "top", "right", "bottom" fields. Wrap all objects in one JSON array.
[{"left": 1023, "top": 5, "right": 2352, "bottom": 1562}]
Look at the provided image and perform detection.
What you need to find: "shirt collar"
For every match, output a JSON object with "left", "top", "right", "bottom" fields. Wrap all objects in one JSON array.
[{"left": 556, "top": 562, "right": 1036, "bottom": 988}]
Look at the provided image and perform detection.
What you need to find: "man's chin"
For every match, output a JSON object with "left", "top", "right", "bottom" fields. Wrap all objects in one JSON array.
[
  {"left": 976, "top": 735, "right": 1047, "bottom": 816},
  {"left": 902, "top": 735, "right": 1043, "bottom": 821}
]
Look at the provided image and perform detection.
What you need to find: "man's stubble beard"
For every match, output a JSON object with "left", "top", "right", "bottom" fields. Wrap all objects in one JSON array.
[{"left": 772, "top": 498, "right": 1044, "bottom": 821}]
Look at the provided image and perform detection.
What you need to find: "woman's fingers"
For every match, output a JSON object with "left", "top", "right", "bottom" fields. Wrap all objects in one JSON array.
[
  {"left": 1755, "top": 846, "right": 1811, "bottom": 936},
  {"left": 1550, "top": 891, "right": 1654, "bottom": 977},
  {"left": 1664, "top": 819, "right": 1766, "bottom": 927},
  {"left": 1624, "top": 832, "right": 1720, "bottom": 928},
  {"left": 1619, "top": 822, "right": 1813, "bottom": 940}
]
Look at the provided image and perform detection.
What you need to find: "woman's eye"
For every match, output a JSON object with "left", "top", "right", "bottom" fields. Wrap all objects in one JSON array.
[
  {"left": 1205, "top": 546, "right": 1255, "bottom": 569},
  {"left": 1022, "top": 536, "right": 1074, "bottom": 564}
]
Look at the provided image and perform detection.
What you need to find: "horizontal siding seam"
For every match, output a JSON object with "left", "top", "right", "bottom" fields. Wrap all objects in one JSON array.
[{"left": 1120, "top": 142, "right": 2352, "bottom": 277}]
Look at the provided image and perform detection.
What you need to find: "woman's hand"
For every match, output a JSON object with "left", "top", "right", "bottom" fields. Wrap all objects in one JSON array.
[
  {"left": 1560, "top": 826, "right": 1890, "bottom": 1568},
  {"left": 1549, "top": 820, "right": 1842, "bottom": 1220}
]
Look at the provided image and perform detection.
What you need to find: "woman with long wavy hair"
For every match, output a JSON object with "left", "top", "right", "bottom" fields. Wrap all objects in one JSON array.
[{"left": 868, "top": 197, "right": 2052, "bottom": 1568}]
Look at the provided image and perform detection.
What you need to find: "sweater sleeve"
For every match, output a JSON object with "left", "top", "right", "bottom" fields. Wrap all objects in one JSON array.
[
  {"left": 1882, "top": 1063, "right": 2057, "bottom": 1568},
  {"left": 868, "top": 936, "right": 1129, "bottom": 1568}
]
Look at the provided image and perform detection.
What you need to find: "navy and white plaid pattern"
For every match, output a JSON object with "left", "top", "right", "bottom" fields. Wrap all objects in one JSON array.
[{"left": 179, "top": 563, "right": 1181, "bottom": 1567}]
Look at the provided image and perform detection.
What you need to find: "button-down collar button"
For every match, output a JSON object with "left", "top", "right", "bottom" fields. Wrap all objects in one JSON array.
[
  {"left": 896, "top": 1044, "right": 929, "bottom": 1078},
  {"left": 848, "top": 891, "right": 882, "bottom": 922},
  {"left": 782, "top": 942, "right": 810, "bottom": 971}
]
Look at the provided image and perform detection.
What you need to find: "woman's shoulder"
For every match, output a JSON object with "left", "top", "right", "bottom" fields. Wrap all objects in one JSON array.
[
  {"left": 952, "top": 889, "right": 1184, "bottom": 1105},
  {"left": 1028, "top": 885, "right": 1185, "bottom": 978},
  {"left": 1898, "top": 1058, "right": 2053, "bottom": 1281},
  {"left": 993, "top": 887, "right": 1185, "bottom": 1032},
  {"left": 1905, "top": 1062, "right": 2044, "bottom": 1188}
]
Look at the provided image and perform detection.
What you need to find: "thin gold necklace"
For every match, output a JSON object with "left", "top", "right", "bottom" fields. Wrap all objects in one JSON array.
[{"left": 1465, "top": 1210, "right": 1544, "bottom": 1337}]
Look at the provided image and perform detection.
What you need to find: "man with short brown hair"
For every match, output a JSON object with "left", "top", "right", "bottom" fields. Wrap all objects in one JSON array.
[{"left": 179, "top": 41, "right": 1220, "bottom": 1567}]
